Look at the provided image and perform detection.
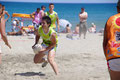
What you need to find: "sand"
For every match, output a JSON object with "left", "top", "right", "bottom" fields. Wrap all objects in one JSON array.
[{"left": 0, "top": 33, "right": 110, "bottom": 80}]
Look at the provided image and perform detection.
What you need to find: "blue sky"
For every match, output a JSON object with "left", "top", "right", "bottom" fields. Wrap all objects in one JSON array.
[{"left": 0, "top": 0, "right": 118, "bottom": 3}]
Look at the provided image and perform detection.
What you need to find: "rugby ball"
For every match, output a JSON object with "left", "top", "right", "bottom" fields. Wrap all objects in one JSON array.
[{"left": 33, "top": 44, "right": 42, "bottom": 54}]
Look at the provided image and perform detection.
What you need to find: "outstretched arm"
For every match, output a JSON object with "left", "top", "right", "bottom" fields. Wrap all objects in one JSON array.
[
  {"left": 30, "top": 12, "right": 35, "bottom": 19},
  {"left": 32, "top": 31, "right": 40, "bottom": 48},
  {"left": 2, "top": 35, "right": 11, "bottom": 49}
]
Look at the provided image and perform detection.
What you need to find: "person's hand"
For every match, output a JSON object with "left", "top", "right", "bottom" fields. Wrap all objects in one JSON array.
[
  {"left": 30, "top": 14, "right": 34, "bottom": 20},
  {"left": 38, "top": 48, "right": 46, "bottom": 53},
  {"left": 32, "top": 44, "right": 36, "bottom": 49},
  {"left": 5, "top": 43, "right": 11, "bottom": 49}
]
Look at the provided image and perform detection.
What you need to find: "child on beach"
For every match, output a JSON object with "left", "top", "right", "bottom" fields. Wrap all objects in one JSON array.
[
  {"left": 88, "top": 23, "right": 96, "bottom": 33},
  {"left": 32, "top": 16, "right": 59, "bottom": 75},
  {"left": 73, "top": 24, "right": 79, "bottom": 34},
  {"left": 66, "top": 24, "right": 71, "bottom": 33}
]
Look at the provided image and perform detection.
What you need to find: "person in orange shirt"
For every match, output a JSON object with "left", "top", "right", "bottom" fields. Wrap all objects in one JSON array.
[{"left": 103, "top": 0, "right": 120, "bottom": 80}]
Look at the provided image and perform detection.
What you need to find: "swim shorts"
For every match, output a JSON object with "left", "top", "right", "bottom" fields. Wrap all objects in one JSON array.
[
  {"left": 107, "top": 58, "right": 120, "bottom": 71},
  {"left": 33, "top": 23, "right": 39, "bottom": 29},
  {"left": 41, "top": 43, "right": 57, "bottom": 55}
]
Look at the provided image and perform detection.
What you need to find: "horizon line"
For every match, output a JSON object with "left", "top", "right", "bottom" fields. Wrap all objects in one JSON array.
[{"left": 0, "top": 1, "right": 117, "bottom": 4}]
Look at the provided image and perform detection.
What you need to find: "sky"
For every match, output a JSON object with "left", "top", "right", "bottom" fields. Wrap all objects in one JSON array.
[{"left": 0, "top": 0, "right": 118, "bottom": 3}]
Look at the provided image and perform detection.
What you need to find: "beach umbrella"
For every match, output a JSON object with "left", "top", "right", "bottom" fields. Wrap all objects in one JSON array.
[{"left": 59, "top": 19, "right": 72, "bottom": 28}]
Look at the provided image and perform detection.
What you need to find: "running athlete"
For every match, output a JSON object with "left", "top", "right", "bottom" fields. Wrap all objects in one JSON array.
[{"left": 32, "top": 16, "right": 59, "bottom": 75}]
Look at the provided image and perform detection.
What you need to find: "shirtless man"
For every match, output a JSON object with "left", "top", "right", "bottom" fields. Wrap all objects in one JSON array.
[
  {"left": 79, "top": 8, "right": 88, "bottom": 39},
  {"left": 0, "top": 4, "right": 11, "bottom": 64}
]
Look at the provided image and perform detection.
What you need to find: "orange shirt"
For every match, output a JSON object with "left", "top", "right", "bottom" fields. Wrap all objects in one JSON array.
[{"left": 105, "top": 13, "right": 120, "bottom": 61}]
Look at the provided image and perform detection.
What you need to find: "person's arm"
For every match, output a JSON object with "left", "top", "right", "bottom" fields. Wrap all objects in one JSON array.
[
  {"left": 85, "top": 12, "right": 88, "bottom": 19},
  {"left": 5, "top": 11, "right": 10, "bottom": 22},
  {"left": 32, "top": 31, "right": 40, "bottom": 48},
  {"left": 0, "top": 8, "right": 2, "bottom": 15},
  {"left": 103, "top": 23, "right": 108, "bottom": 57},
  {"left": 40, "top": 33, "right": 57, "bottom": 52},
  {"left": 79, "top": 11, "right": 83, "bottom": 17},
  {"left": 2, "top": 35, "right": 11, "bottom": 49},
  {"left": 79, "top": 12, "right": 88, "bottom": 19},
  {"left": 56, "top": 15, "right": 60, "bottom": 32},
  {"left": 79, "top": 13, "right": 82, "bottom": 20},
  {"left": 0, "top": 16, "right": 11, "bottom": 48},
  {"left": 30, "top": 12, "right": 35, "bottom": 19}
]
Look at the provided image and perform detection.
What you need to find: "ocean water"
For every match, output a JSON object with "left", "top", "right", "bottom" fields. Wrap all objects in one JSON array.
[{"left": 0, "top": 2, "right": 117, "bottom": 32}]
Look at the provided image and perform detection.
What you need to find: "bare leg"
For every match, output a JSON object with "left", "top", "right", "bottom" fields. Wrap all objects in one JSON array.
[
  {"left": 48, "top": 50, "right": 58, "bottom": 75},
  {"left": 0, "top": 19, "right": 11, "bottom": 49},
  {"left": 34, "top": 52, "right": 46, "bottom": 63},
  {"left": 7, "top": 32, "right": 17, "bottom": 35},
  {"left": 0, "top": 19, "right": 6, "bottom": 35},
  {"left": 34, "top": 28, "right": 38, "bottom": 35},
  {"left": 109, "top": 69, "right": 120, "bottom": 80},
  {"left": 7, "top": 31, "right": 22, "bottom": 35},
  {"left": 2, "top": 20, "right": 6, "bottom": 34}
]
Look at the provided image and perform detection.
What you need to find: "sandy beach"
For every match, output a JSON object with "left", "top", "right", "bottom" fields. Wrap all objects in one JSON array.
[{"left": 0, "top": 33, "right": 110, "bottom": 80}]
